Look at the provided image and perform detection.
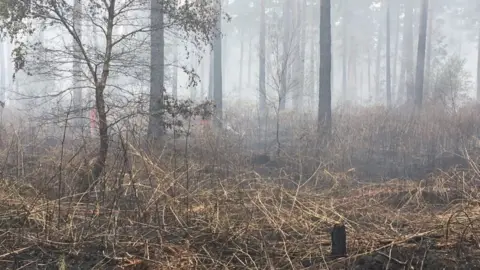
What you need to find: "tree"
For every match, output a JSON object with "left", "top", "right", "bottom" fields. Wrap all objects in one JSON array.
[
  {"left": 318, "top": 0, "right": 332, "bottom": 136},
  {"left": 414, "top": 0, "right": 429, "bottom": 109},
  {"left": 213, "top": 0, "right": 223, "bottom": 128},
  {"left": 148, "top": 0, "right": 166, "bottom": 141},
  {"left": 0, "top": 0, "right": 218, "bottom": 190},
  {"left": 478, "top": 25, "right": 480, "bottom": 100},
  {"left": 259, "top": 0, "right": 266, "bottom": 115},
  {"left": 386, "top": 0, "right": 392, "bottom": 107},
  {"left": 72, "top": 0, "right": 83, "bottom": 130},
  {"left": 280, "top": 0, "right": 291, "bottom": 111},
  {"left": 0, "top": 39, "right": 5, "bottom": 103},
  {"left": 398, "top": 0, "right": 414, "bottom": 104},
  {"left": 341, "top": 0, "right": 348, "bottom": 102}
]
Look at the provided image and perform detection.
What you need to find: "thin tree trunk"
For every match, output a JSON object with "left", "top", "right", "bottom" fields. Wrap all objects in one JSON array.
[
  {"left": 477, "top": 26, "right": 480, "bottom": 101},
  {"left": 392, "top": 2, "right": 400, "bottom": 101},
  {"left": 208, "top": 50, "right": 214, "bottom": 99},
  {"left": 72, "top": 0, "right": 83, "bottom": 130},
  {"left": 342, "top": 4, "right": 348, "bottom": 102},
  {"left": 88, "top": 0, "right": 116, "bottom": 189},
  {"left": 280, "top": 0, "right": 290, "bottom": 111},
  {"left": 172, "top": 45, "right": 178, "bottom": 99},
  {"left": 214, "top": 0, "right": 223, "bottom": 128},
  {"left": 248, "top": 39, "right": 252, "bottom": 86},
  {"left": 239, "top": 32, "right": 244, "bottom": 95},
  {"left": 0, "top": 40, "right": 5, "bottom": 103},
  {"left": 368, "top": 47, "right": 372, "bottom": 101},
  {"left": 386, "top": 0, "right": 392, "bottom": 107},
  {"left": 199, "top": 56, "right": 205, "bottom": 99},
  {"left": 259, "top": 0, "right": 266, "bottom": 114},
  {"left": 298, "top": 0, "right": 306, "bottom": 108},
  {"left": 375, "top": 23, "right": 383, "bottom": 103},
  {"left": 424, "top": 4, "right": 433, "bottom": 96},
  {"left": 309, "top": 8, "right": 316, "bottom": 110},
  {"left": 148, "top": 0, "right": 165, "bottom": 140},
  {"left": 414, "top": 0, "right": 429, "bottom": 109},
  {"left": 404, "top": 0, "right": 414, "bottom": 103},
  {"left": 318, "top": 0, "right": 332, "bottom": 135},
  {"left": 293, "top": 0, "right": 304, "bottom": 109}
]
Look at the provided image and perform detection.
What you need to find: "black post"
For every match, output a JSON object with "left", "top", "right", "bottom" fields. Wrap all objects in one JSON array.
[{"left": 331, "top": 223, "right": 347, "bottom": 257}]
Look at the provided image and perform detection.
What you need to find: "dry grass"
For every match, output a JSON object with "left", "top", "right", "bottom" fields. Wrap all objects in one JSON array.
[
  {"left": 0, "top": 166, "right": 479, "bottom": 269},
  {"left": 0, "top": 106, "right": 480, "bottom": 269}
]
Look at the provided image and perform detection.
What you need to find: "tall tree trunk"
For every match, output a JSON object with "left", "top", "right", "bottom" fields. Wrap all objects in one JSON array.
[
  {"left": 239, "top": 32, "right": 244, "bottom": 95},
  {"left": 309, "top": 7, "right": 316, "bottom": 110},
  {"left": 298, "top": 0, "right": 306, "bottom": 108},
  {"left": 404, "top": 0, "right": 414, "bottom": 103},
  {"left": 148, "top": 0, "right": 165, "bottom": 140},
  {"left": 348, "top": 36, "right": 357, "bottom": 102},
  {"left": 0, "top": 40, "right": 5, "bottom": 103},
  {"left": 293, "top": 0, "right": 304, "bottom": 109},
  {"left": 72, "top": 0, "right": 83, "bottom": 130},
  {"left": 425, "top": 3, "right": 433, "bottom": 96},
  {"left": 209, "top": 50, "right": 214, "bottom": 99},
  {"left": 477, "top": 26, "right": 480, "bottom": 101},
  {"left": 386, "top": 0, "right": 392, "bottom": 107},
  {"left": 259, "top": 0, "right": 266, "bottom": 114},
  {"left": 392, "top": 3, "right": 400, "bottom": 101},
  {"left": 248, "top": 39, "right": 252, "bottom": 86},
  {"left": 414, "top": 0, "right": 428, "bottom": 109},
  {"left": 172, "top": 45, "right": 178, "bottom": 99},
  {"left": 342, "top": 3, "right": 348, "bottom": 102},
  {"left": 368, "top": 46, "right": 372, "bottom": 101},
  {"left": 280, "top": 0, "right": 290, "bottom": 111},
  {"left": 222, "top": 0, "right": 228, "bottom": 94},
  {"left": 200, "top": 56, "right": 205, "bottom": 99},
  {"left": 213, "top": 0, "right": 223, "bottom": 128},
  {"left": 375, "top": 23, "right": 383, "bottom": 103},
  {"left": 318, "top": 0, "right": 332, "bottom": 135}
]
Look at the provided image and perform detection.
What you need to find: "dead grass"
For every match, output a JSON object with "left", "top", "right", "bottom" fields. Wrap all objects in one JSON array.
[
  {"left": 0, "top": 106, "right": 480, "bottom": 269},
  {"left": 0, "top": 166, "right": 478, "bottom": 269}
]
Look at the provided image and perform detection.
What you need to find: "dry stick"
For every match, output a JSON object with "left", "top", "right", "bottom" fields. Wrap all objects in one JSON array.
[
  {"left": 57, "top": 108, "right": 70, "bottom": 227},
  {"left": 0, "top": 246, "right": 33, "bottom": 259}
]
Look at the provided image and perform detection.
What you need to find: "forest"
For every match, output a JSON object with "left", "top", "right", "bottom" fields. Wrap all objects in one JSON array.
[{"left": 0, "top": 0, "right": 479, "bottom": 269}]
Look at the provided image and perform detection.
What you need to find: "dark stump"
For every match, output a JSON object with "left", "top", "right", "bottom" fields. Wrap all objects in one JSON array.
[{"left": 331, "top": 223, "right": 347, "bottom": 258}]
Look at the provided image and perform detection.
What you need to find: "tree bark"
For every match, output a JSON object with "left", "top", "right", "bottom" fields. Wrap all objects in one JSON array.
[
  {"left": 414, "top": 0, "right": 429, "bottom": 109},
  {"left": 280, "top": 0, "right": 290, "bottom": 111},
  {"left": 392, "top": 2, "right": 400, "bottom": 101},
  {"left": 209, "top": 50, "right": 214, "bottom": 99},
  {"left": 239, "top": 31, "right": 244, "bottom": 95},
  {"left": 213, "top": 0, "right": 223, "bottom": 128},
  {"left": 172, "top": 44, "right": 178, "bottom": 99},
  {"left": 375, "top": 23, "right": 383, "bottom": 103},
  {"left": 0, "top": 40, "right": 5, "bottom": 103},
  {"left": 259, "top": 0, "right": 266, "bottom": 114},
  {"left": 386, "top": 0, "right": 392, "bottom": 107},
  {"left": 72, "top": 0, "right": 83, "bottom": 130},
  {"left": 342, "top": 2, "right": 348, "bottom": 103},
  {"left": 248, "top": 39, "right": 252, "bottom": 86},
  {"left": 318, "top": 0, "right": 332, "bottom": 136},
  {"left": 148, "top": 0, "right": 166, "bottom": 140},
  {"left": 404, "top": 0, "right": 414, "bottom": 103},
  {"left": 477, "top": 26, "right": 480, "bottom": 101},
  {"left": 425, "top": 3, "right": 433, "bottom": 96},
  {"left": 309, "top": 7, "right": 316, "bottom": 110}
]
